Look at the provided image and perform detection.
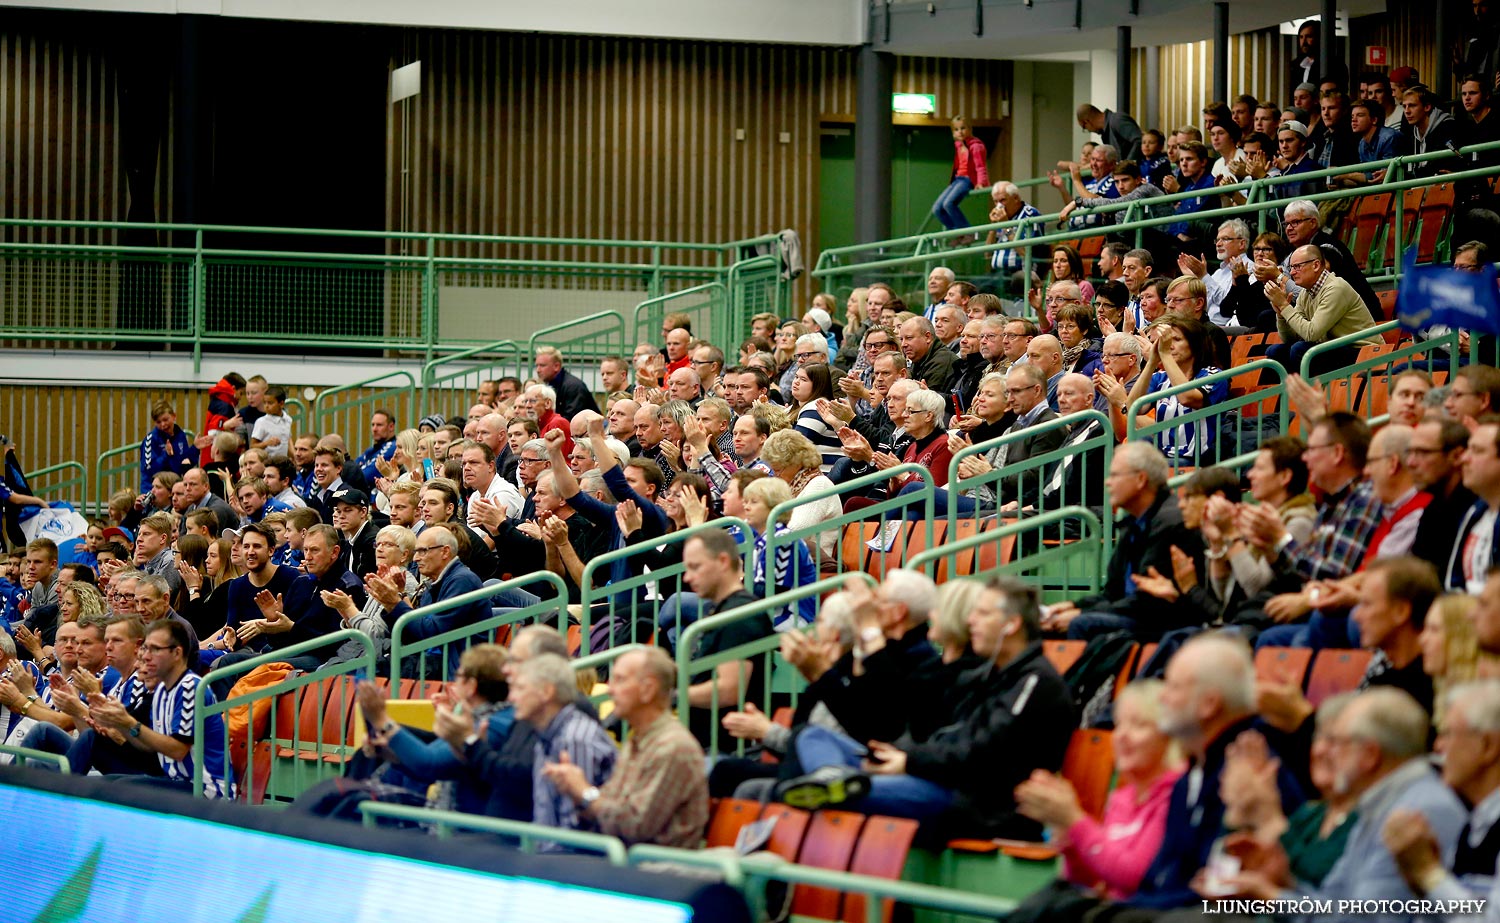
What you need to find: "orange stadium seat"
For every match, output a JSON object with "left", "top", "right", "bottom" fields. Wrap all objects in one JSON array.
[
  {"left": 791, "top": 810, "right": 867, "bottom": 919},
  {"left": 842, "top": 816, "right": 921, "bottom": 923},
  {"left": 1305, "top": 649, "right": 1373, "bottom": 706}
]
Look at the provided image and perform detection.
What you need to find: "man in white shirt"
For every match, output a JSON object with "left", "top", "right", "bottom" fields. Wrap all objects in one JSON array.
[
  {"left": 462, "top": 441, "right": 523, "bottom": 547},
  {"left": 249, "top": 386, "right": 293, "bottom": 459},
  {"left": 1179, "top": 218, "right": 1254, "bottom": 329}
]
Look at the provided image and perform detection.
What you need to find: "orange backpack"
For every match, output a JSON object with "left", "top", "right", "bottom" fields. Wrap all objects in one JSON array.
[{"left": 225, "top": 662, "right": 297, "bottom": 775}]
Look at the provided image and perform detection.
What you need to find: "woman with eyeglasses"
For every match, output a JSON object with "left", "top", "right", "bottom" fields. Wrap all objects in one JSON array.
[
  {"left": 1027, "top": 245, "right": 1096, "bottom": 332},
  {"left": 1221, "top": 231, "right": 1292, "bottom": 332},
  {"left": 1127, "top": 313, "right": 1228, "bottom": 462},
  {"left": 1092, "top": 280, "right": 1131, "bottom": 334},
  {"left": 325, "top": 525, "right": 418, "bottom": 662},
  {"left": 772, "top": 321, "right": 808, "bottom": 385},
  {"left": 1052, "top": 302, "right": 1103, "bottom": 376}
]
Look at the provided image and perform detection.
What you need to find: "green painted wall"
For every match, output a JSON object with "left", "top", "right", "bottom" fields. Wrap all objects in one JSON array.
[{"left": 818, "top": 124, "right": 998, "bottom": 258}]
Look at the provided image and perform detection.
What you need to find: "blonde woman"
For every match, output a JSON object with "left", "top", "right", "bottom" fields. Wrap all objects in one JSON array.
[
  {"left": 1420, "top": 594, "right": 1500, "bottom": 723},
  {"left": 1015, "top": 679, "right": 1183, "bottom": 899},
  {"left": 759, "top": 430, "right": 840, "bottom": 564}
]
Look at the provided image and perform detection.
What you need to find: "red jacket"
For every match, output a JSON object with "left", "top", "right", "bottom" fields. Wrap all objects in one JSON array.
[
  {"left": 895, "top": 429, "right": 954, "bottom": 493},
  {"left": 952, "top": 136, "right": 990, "bottom": 188},
  {"left": 200, "top": 377, "right": 240, "bottom": 465},
  {"left": 537, "top": 410, "right": 574, "bottom": 457}
]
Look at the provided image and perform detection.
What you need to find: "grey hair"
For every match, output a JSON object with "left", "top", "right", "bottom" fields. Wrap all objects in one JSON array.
[
  {"left": 930, "top": 266, "right": 956, "bottom": 284},
  {"left": 794, "top": 333, "right": 829, "bottom": 355},
  {"left": 881, "top": 568, "right": 939, "bottom": 623},
  {"left": 1049, "top": 279, "right": 1083, "bottom": 301},
  {"left": 376, "top": 525, "right": 417, "bottom": 557},
  {"left": 514, "top": 624, "right": 570, "bottom": 661},
  {"left": 137, "top": 574, "right": 171, "bottom": 598},
  {"left": 1446, "top": 680, "right": 1500, "bottom": 734},
  {"left": 978, "top": 371, "right": 1007, "bottom": 391},
  {"left": 0, "top": 629, "right": 15, "bottom": 657},
  {"left": 527, "top": 383, "right": 558, "bottom": 405},
  {"left": 886, "top": 378, "right": 922, "bottom": 400},
  {"left": 1181, "top": 632, "right": 1256, "bottom": 714},
  {"left": 1284, "top": 199, "right": 1320, "bottom": 223},
  {"left": 1220, "top": 218, "right": 1251, "bottom": 241},
  {"left": 579, "top": 470, "right": 615, "bottom": 502},
  {"left": 904, "top": 388, "right": 946, "bottom": 417},
  {"left": 1094, "top": 144, "right": 1119, "bottom": 162},
  {"left": 1105, "top": 331, "right": 1145, "bottom": 360},
  {"left": 980, "top": 315, "right": 1009, "bottom": 332},
  {"left": 660, "top": 399, "right": 694, "bottom": 429},
  {"left": 1344, "top": 687, "right": 1430, "bottom": 760},
  {"left": 424, "top": 526, "right": 460, "bottom": 555},
  {"left": 521, "top": 438, "right": 549, "bottom": 458},
  {"left": 991, "top": 181, "right": 1020, "bottom": 200},
  {"left": 903, "top": 316, "right": 937, "bottom": 338},
  {"left": 815, "top": 592, "right": 859, "bottom": 649},
  {"left": 520, "top": 653, "right": 578, "bottom": 705},
  {"left": 1117, "top": 440, "right": 1170, "bottom": 491}
]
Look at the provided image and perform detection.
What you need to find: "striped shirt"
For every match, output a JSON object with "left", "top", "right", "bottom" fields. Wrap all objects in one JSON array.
[
  {"left": 991, "top": 203, "right": 1044, "bottom": 272},
  {"left": 152, "top": 669, "right": 233, "bottom": 799},
  {"left": 793, "top": 405, "right": 845, "bottom": 474},
  {"left": 532, "top": 703, "right": 617, "bottom": 841}
]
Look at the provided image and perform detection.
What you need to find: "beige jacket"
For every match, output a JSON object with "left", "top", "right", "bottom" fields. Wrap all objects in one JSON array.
[{"left": 1275, "top": 271, "right": 1382, "bottom": 347}]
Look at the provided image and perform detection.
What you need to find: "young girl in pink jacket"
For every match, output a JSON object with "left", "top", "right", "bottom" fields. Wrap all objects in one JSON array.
[{"left": 933, "top": 116, "right": 990, "bottom": 237}]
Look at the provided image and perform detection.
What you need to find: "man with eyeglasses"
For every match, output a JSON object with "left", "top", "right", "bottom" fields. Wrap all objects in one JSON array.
[
  {"left": 1093, "top": 332, "right": 1145, "bottom": 432},
  {"left": 1178, "top": 218, "right": 1254, "bottom": 328},
  {"left": 1407, "top": 419, "right": 1477, "bottom": 576},
  {"left": 1277, "top": 199, "right": 1383, "bottom": 319},
  {"left": 974, "top": 316, "right": 1011, "bottom": 378},
  {"left": 367, "top": 525, "right": 490, "bottom": 679},
  {"left": 1265, "top": 244, "right": 1382, "bottom": 376},
  {"left": 689, "top": 345, "right": 726, "bottom": 397},
  {"left": 837, "top": 326, "right": 897, "bottom": 416},
  {"left": 89, "top": 618, "right": 233, "bottom": 797},
  {"left": 1447, "top": 365, "right": 1500, "bottom": 423}
]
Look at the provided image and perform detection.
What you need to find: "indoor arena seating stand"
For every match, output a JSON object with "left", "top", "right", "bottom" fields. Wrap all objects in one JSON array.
[{"left": 8, "top": 153, "right": 1483, "bottom": 920}]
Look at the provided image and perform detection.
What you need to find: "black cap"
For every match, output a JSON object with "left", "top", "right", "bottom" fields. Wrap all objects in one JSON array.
[{"left": 330, "top": 487, "right": 370, "bottom": 508}]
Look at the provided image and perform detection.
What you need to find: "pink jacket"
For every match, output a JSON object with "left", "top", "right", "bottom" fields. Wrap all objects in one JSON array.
[
  {"left": 952, "top": 136, "right": 990, "bottom": 187},
  {"left": 1060, "top": 768, "right": 1181, "bottom": 899}
]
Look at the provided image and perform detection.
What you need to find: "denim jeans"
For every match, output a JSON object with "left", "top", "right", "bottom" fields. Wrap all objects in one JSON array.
[
  {"left": 793, "top": 726, "right": 955, "bottom": 822},
  {"left": 896, "top": 481, "right": 987, "bottom": 521},
  {"left": 1066, "top": 611, "right": 1139, "bottom": 640},
  {"left": 656, "top": 592, "right": 708, "bottom": 653},
  {"left": 932, "top": 178, "right": 974, "bottom": 231}
]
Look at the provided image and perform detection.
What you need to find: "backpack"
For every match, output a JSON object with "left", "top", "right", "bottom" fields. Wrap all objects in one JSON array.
[{"left": 1061, "top": 630, "right": 1138, "bottom": 728}]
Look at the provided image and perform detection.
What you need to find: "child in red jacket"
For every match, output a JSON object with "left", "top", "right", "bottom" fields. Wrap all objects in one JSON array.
[{"left": 933, "top": 116, "right": 989, "bottom": 237}]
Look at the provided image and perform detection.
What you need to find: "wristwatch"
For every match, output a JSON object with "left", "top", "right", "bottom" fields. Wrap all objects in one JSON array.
[
  {"left": 128, "top": 722, "right": 143, "bottom": 738},
  {"left": 581, "top": 785, "right": 602, "bottom": 809}
]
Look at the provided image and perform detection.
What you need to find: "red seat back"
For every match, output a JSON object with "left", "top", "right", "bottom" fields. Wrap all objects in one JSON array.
[
  {"left": 758, "top": 804, "right": 811, "bottom": 860},
  {"left": 1305, "top": 649, "right": 1373, "bottom": 706},
  {"left": 842, "top": 816, "right": 921, "bottom": 923},
  {"left": 1255, "top": 646, "right": 1313, "bottom": 688},
  {"left": 1062, "top": 729, "right": 1115, "bottom": 819},
  {"left": 1043, "top": 640, "right": 1086, "bottom": 675},
  {"left": 705, "top": 798, "right": 763, "bottom": 849},
  {"left": 791, "top": 810, "right": 866, "bottom": 919}
]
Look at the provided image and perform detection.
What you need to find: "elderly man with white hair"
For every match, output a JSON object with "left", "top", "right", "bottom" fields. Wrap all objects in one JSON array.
[
  {"left": 923, "top": 267, "right": 956, "bottom": 321},
  {"left": 1177, "top": 217, "right": 1255, "bottom": 328},
  {"left": 985, "top": 182, "right": 1044, "bottom": 279},
  {"left": 526, "top": 383, "right": 574, "bottom": 456},
  {"left": 1273, "top": 199, "right": 1384, "bottom": 320},
  {"left": 1264, "top": 243, "right": 1382, "bottom": 377}
]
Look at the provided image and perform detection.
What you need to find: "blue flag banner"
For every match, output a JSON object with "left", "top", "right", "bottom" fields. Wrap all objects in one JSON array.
[{"left": 1396, "top": 254, "right": 1500, "bottom": 336}]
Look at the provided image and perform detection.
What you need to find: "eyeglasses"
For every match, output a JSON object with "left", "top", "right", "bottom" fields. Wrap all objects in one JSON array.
[
  {"left": 864, "top": 340, "right": 893, "bottom": 350},
  {"left": 518, "top": 457, "right": 547, "bottom": 465},
  {"left": 690, "top": 359, "right": 718, "bottom": 367},
  {"left": 1102, "top": 353, "right": 1132, "bottom": 360},
  {"left": 1252, "top": 246, "right": 1277, "bottom": 254},
  {"left": 1214, "top": 236, "right": 1244, "bottom": 243},
  {"left": 1005, "top": 385, "right": 1041, "bottom": 395},
  {"left": 1283, "top": 217, "right": 1314, "bottom": 227},
  {"left": 141, "top": 643, "right": 181, "bottom": 655},
  {"left": 1001, "top": 332, "right": 1028, "bottom": 340},
  {"left": 1288, "top": 258, "right": 1319, "bottom": 271},
  {"left": 412, "top": 546, "right": 445, "bottom": 556},
  {"left": 1164, "top": 296, "right": 1191, "bottom": 305},
  {"left": 795, "top": 351, "right": 824, "bottom": 361}
]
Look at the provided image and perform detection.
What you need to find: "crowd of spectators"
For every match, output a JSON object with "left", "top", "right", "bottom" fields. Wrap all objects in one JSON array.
[{"left": 3, "top": 27, "right": 1500, "bottom": 918}]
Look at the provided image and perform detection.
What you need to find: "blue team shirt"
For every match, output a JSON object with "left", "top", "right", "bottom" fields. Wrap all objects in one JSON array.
[
  {"left": 151, "top": 669, "right": 232, "bottom": 798},
  {"left": 0, "top": 579, "right": 24, "bottom": 624}
]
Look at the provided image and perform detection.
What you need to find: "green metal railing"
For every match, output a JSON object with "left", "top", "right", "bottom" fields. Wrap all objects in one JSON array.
[
  {"left": 675, "top": 574, "right": 872, "bottom": 760},
  {"left": 527, "top": 310, "right": 627, "bottom": 370},
  {"left": 945, "top": 409, "right": 1113, "bottom": 550},
  {"left": 193, "top": 629, "right": 377, "bottom": 800},
  {"left": 0, "top": 221, "right": 782, "bottom": 369},
  {"left": 576, "top": 518, "right": 753, "bottom": 654},
  {"left": 1127, "top": 359, "right": 1288, "bottom": 475},
  {"left": 907, "top": 506, "right": 1106, "bottom": 605},
  {"left": 388, "top": 573, "right": 568, "bottom": 686},
  {"left": 419, "top": 338, "right": 522, "bottom": 418},
  {"left": 359, "top": 802, "right": 630, "bottom": 861},
  {"left": 90, "top": 429, "right": 197, "bottom": 513},
  {"left": 814, "top": 142, "right": 1500, "bottom": 305},
  {"left": 25, "top": 461, "right": 89, "bottom": 508},
  {"left": 0, "top": 744, "right": 71, "bottom": 773},
  {"left": 311, "top": 370, "right": 418, "bottom": 440},
  {"left": 1301, "top": 320, "right": 1462, "bottom": 424},
  {"left": 633, "top": 282, "right": 729, "bottom": 349},
  {"left": 727, "top": 255, "right": 786, "bottom": 336},
  {"left": 762, "top": 464, "right": 934, "bottom": 600}
]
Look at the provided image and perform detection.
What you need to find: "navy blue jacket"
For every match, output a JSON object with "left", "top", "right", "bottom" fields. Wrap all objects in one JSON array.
[
  {"left": 140, "top": 425, "right": 196, "bottom": 493},
  {"left": 387, "top": 560, "right": 488, "bottom": 675}
]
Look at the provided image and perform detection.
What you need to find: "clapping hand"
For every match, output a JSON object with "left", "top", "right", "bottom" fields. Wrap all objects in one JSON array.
[
  {"left": 540, "top": 515, "right": 571, "bottom": 547},
  {"left": 837, "top": 427, "right": 873, "bottom": 463},
  {"left": 614, "top": 498, "right": 643, "bottom": 537},
  {"left": 815, "top": 398, "right": 854, "bottom": 428},
  {"left": 364, "top": 571, "right": 404, "bottom": 611},
  {"left": 469, "top": 495, "right": 505, "bottom": 532}
]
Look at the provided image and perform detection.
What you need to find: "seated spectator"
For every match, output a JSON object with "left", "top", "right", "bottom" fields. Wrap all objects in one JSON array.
[
  {"left": 1278, "top": 199, "right": 1384, "bottom": 320},
  {"left": 1162, "top": 141, "right": 1216, "bottom": 243},
  {"left": 1419, "top": 594, "right": 1500, "bottom": 726},
  {"left": 1028, "top": 249, "right": 1097, "bottom": 329},
  {"left": 1208, "top": 119, "right": 1246, "bottom": 183},
  {"left": 183, "top": 467, "right": 237, "bottom": 534},
  {"left": 1387, "top": 678, "right": 1500, "bottom": 907},
  {"left": 1052, "top": 303, "right": 1102, "bottom": 377},
  {"left": 1093, "top": 331, "right": 1145, "bottom": 438},
  {"left": 493, "top": 652, "right": 615, "bottom": 839},
  {"left": 1026, "top": 373, "right": 1109, "bottom": 521},
  {"left": 179, "top": 535, "right": 242, "bottom": 640},
  {"left": 1268, "top": 121, "right": 1321, "bottom": 201},
  {"left": 1265, "top": 244, "right": 1382, "bottom": 377},
  {"left": 776, "top": 575, "right": 1075, "bottom": 840},
  {"left": 1445, "top": 364, "right": 1500, "bottom": 424},
  {"left": 759, "top": 430, "right": 839, "bottom": 563},
  {"left": 324, "top": 525, "right": 416, "bottom": 662},
  {"left": 1015, "top": 679, "right": 1183, "bottom": 900},
  {"left": 140, "top": 400, "right": 196, "bottom": 494},
  {"left": 354, "top": 644, "right": 525, "bottom": 819},
  {"left": 1163, "top": 276, "right": 1231, "bottom": 367},
  {"left": 898, "top": 317, "right": 957, "bottom": 394},
  {"left": 87, "top": 617, "right": 232, "bottom": 797},
  {"left": 1027, "top": 334, "right": 1066, "bottom": 409},
  {"left": 1050, "top": 143, "right": 1121, "bottom": 230},
  {"left": 539, "top": 647, "right": 709, "bottom": 848},
  {"left": 330, "top": 488, "right": 387, "bottom": 578},
  {"left": 788, "top": 363, "right": 843, "bottom": 473},
  {"left": 1045, "top": 442, "right": 1204, "bottom": 641},
  {"left": 1127, "top": 313, "right": 1228, "bottom": 462},
  {"left": 1400, "top": 85, "right": 1458, "bottom": 176},
  {"left": 1409, "top": 419, "right": 1479, "bottom": 575},
  {"left": 1333, "top": 98, "right": 1401, "bottom": 187},
  {"left": 1140, "top": 129, "right": 1172, "bottom": 186},
  {"left": 534, "top": 345, "right": 598, "bottom": 419},
  {"left": 984, "top": 182, "right": 1044, "bottom": 288},
  {"left": 1179, "top": 218, "right": 1254, "bottom": 328},
  {"left": 353, "top": 410, "right": 398, "bottom": 487},
  {"left": 414, "top": 479, "right": 497, "bottom": 580},
  {"left": 226, "top": 524, "right": 360, "bottom": 677},
  {"left": 1449, "top": 421, "right": 1500, "bottom": 593}
]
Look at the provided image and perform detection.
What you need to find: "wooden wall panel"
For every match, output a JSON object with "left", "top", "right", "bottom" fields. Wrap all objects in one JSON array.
[
  {"left": 1350, "top": 6, "right": 1437, "bottom": 94},
  {"left": 1146, "top": 28, "right": 1291, "bottom": 137}
]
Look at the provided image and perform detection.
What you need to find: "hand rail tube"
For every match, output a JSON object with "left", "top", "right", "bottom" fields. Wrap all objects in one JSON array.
[{"left": 357, "top": 801, "right": 630, "bottom": 863}]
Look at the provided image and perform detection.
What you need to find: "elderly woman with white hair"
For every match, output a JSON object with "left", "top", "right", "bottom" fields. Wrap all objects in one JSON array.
[
  {"left": 325, "top": 524, "right": 419, "bottom": 661},
  {"left": 759, "top": 430, "right": 840, "bottom": 563}
]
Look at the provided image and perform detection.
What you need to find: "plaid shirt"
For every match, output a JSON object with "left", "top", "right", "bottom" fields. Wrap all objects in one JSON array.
[
  {"left": 1282, "top": 478, "right": 1383, "bottom": 581},
  {"left": 991, "top": 203, "right": 1043, "bottom": 271},
  {"left": 589, "top": 711, "right": 709, "bottom": 848}
]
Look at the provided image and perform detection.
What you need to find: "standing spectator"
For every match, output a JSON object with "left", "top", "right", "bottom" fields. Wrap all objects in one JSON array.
[
  {"left": 1288, "top": 19, "right": 1344, "bottom": 90},
  {"left": 933, "top": 116, "right": 988, "bottom": 238},
  {"left": 140, "top": 401, "right": 195, "bottom": 494},
  {"left": 534, "top": 346, "right": 598, "bottom": 420},
  {"left": 354, "top": 410, "right": 398, "bottom": 485},
  {"left": 198, "top": 373, "right": 245, "bottom": 465},
  {"left": 527, "top": 385, "right": 574, "bottom": 457},
  {"left": 248, "top": 386, "right": 293, "bottom": 460},
  {"left": 1076, "top": 103, "right": 1144, "bottom": 163}
]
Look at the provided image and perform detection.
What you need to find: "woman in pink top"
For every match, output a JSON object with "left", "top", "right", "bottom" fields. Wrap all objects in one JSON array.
[
  {"left": 1014, "top": 679, "right": 1184, "bottom": 899},
  {"left": 933, "top": 116, "right": 989, "bottom": 237}
]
